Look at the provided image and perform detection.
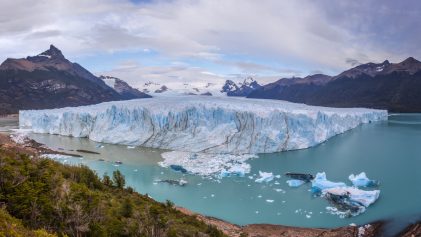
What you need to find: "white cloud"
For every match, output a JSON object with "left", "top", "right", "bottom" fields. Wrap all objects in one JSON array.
[{"left": 0, "top": 0, "right": 418, "bottom": 76}]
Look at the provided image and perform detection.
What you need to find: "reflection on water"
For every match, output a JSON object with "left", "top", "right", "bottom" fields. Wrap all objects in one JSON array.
[{"left": 2, "top": 114, "right": 421, "bottom": 230}]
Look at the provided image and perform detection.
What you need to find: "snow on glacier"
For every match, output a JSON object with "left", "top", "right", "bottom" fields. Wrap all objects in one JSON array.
[{"left": 19, "top": 96, "right": 387, "bottom": 155}]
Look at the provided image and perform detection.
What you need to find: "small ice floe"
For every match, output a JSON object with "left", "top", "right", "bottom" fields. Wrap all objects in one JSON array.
[
  {"left": 285, "top": 172, "right": 314, "bottom": 182},
  {"left": 127, "top": 146, "right": 136, "bottom": 149},
  {"left": 274, "top": 188, "right": 283, "bottom": 192},
  {"left": 133, "top": 169, "right": 138, "bottom": 172},
  {"left": 95, "top": 144, "right": 105, "bottom": 148},
  {"left": 211, "top": 194, "right": 215, "bottom": 197},
  {"left": 275, "top": 175, "right": 281, "bottom": 179},
  {"left": 306, "top": 214, "right": 311, "bottom": 218},
  {"left": 157, "top": 179, "right": 188, "bottom": 186},
  {"left": 266, "top": 199, "right": 274, "bottom": 203},
  {"left": 311, "top": 172, "right": 346, "bottom": 193},
  {"left": 322, "top": 187, "right": 380, "bottom": 217},
  {"left": 349, "top": 172, "right": 379, "bottom": 187},
  {"left": 159, "top": 151, "right": 255, "bottom": 177},
  {"left": 255, "top": 171, "right": 274, "bottom": 183},
  {"left": 257, "top": 195, "right": 262, "bottom": 198},
  {"left": 255, "top": 211, "right": 259, "bottom": 214},
  {"left": 286, "top": 179, "right": 305, "bottom": 187}
]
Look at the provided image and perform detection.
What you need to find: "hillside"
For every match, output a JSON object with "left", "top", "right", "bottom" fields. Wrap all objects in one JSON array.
[
  {"left": 248, "top": 58, "right": 421, "bottom": 112},
  {"left": 0, "top": 45, "right": 150, "bottom": 115},
  {"left": 0, "top": 136, "right": 225, "bottom": 237}
]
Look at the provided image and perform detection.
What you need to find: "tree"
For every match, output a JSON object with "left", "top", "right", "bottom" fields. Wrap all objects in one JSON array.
[
  {"left": 112, "top": 170, "right": 125, "bottom": 189},
  {"left": 120, "top": 198, "right": 133, "bottom": 218},
  {"left": 102, "top": 173, "right": 113, "bottom": 187}
]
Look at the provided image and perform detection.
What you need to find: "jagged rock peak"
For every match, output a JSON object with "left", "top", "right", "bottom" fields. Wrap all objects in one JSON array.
[{"left": 37, "top": 44, "right": 65, "bottom": 59}]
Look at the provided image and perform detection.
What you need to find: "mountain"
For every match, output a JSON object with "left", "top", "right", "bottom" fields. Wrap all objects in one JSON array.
[
  {"left": 99, "top": 75, "right": 151, "bottom": 99},
  {"left": 248, "top": 58, "right": 421, "bottom": 112},
  {"left": 0, "top": 45, "right": 142, "bottom": 114},
  {"left": 221, "top": 77, "right": 262, "bottom": 96}
]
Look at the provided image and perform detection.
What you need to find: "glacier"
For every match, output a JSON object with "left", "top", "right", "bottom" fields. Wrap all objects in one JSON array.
[{"left": 19, "top": 96, "right": 387, "bottom": 155}]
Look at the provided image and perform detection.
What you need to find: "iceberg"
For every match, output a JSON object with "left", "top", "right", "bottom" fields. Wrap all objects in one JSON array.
[
  {"left": 322, "top": 187, "right": 380, "bottom": 217},
  {"left": 255, "top": 171, "right": 274, "bottom": 183},
  {"left": 311, "top": 172, "right": 346, "bottom": 193},
  {"left": 286, "top": 179, "right": 305, "bottom": 187},
  {"left": 349, "top": 172, "right": 378, "bottom": 187},
  {"left": 159, "top": 151, "right": 255, "bottom": 177},
  {"left": 19, "top": 96, "right": 387, "bottom": 154}
]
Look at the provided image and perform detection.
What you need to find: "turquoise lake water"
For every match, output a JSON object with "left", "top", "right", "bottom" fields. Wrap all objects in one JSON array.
[{"left": 2, "top": 114, "right": 421, "bottom": 229}]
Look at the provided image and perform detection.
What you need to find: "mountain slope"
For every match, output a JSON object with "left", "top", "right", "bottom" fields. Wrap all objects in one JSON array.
[
  {"left": 99, "top": 75, "right": 151, "bottom": 99},
  {"left": 248, "top": 58, "right": 421, "bottom": 112},
  {"left": 0, "top": 45, "right": 138, "bottom": 114}
]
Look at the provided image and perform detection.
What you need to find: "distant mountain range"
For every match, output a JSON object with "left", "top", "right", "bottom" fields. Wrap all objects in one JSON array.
[
  {"left": 1, "top": 45, "right": 421, "bottom": 114},
  {"left": 0, "top": 45, "right": 150, "bottom": 114},
  {"left": 221, "top": 77, "right": 262, "bottom": 96},
  {"left": 248, "top": 57, "right": 421, "bottom": 112}
]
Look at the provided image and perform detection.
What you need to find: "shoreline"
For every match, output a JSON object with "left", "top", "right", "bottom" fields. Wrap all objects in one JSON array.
[{"left": 0, "top": 132, "right": 419, "bottom": 236}]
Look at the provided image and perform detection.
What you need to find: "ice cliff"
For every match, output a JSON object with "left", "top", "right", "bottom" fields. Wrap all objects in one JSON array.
[{"left": 19, "top": 96, "right": 387, "bottom": 154}]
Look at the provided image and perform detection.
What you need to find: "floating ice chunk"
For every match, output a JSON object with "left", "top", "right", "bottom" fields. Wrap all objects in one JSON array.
[
  {"left": 266, "top": 199, "right": 274, "bottom": 203},
  {"left": 349, "top": 172, "right": 378, "bottom": 187},
  {"left": 323, "top": 187, "right": 380, "bottom": 208},
  {"left": 286, "top": 179, "right": 305, "bottom": 187},
  {"left": 322, "top": 187, "right": 380, "bottom": 217},
  {"left": 127, "top": 146, "right": 136, "bottom": 149},
  {"left": 306, "top": 214, "right": 311, "bottom": 218},
  {"left": 255, "top": 171, "right": 274, "bottom": 183},
  {"left": 311, "top": 172, "right": 346, "bottom": 193},
  {"left": 159, "top": 151, "right": 254, "bottom": 177},
  {"left": 96, "top": 144, "right": 104, "bottom": 148}
]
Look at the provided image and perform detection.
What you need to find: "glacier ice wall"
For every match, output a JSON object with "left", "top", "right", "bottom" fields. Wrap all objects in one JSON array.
[{"left": 19, "top": 96, "right": 387, "bottom": 154}]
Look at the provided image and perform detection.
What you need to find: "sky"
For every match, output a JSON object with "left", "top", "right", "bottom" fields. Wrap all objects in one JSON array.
[{"left": 0, "top": 0, "right": 420, "bottom": 87}]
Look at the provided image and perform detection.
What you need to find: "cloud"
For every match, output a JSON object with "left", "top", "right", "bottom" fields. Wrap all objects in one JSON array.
[
  {"left": 345, "top": 58, "right": 362, "bottom": 67},
  {"left": 0, "top": 0, "right": 419, "bottom": 76}
]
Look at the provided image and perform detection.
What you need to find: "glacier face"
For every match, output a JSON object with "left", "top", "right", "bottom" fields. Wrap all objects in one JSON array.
[{"left": 19, "top": 96, "right": 387, "bottom": 154}]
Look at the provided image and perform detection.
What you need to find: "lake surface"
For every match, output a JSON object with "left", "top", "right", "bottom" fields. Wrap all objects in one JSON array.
[{"left": 1, "top": 114, "right": 421, "bottom": 229}]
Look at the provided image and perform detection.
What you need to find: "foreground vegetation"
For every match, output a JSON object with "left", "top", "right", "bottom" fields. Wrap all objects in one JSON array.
[{"left": 0, "top": 147, "right": 225, "bottom": 237}]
